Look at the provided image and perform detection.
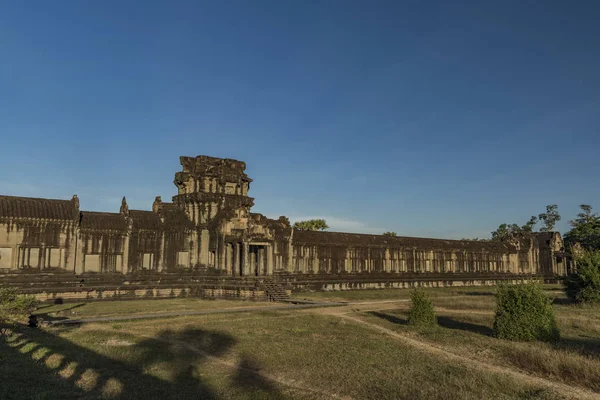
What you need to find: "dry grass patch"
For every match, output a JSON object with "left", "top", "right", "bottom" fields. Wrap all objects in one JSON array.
[
  {"left": 34, "top": 298, "right": 277, "bottom": 319},
  {"left": 362, "top": 300, "right": 600, "bottom": 394}
]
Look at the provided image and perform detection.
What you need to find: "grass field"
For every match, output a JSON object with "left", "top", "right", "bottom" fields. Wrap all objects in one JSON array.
[
  {"left": 32, "top": 298, "right": 279, "bottom": 321},
  {"left": 2, "top": 285, "right": 599, "bottom": 399}
]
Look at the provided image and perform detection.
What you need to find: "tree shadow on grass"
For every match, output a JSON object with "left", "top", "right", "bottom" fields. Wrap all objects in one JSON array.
[
  {"left": 232, "top": 356, "right": 282, "bottom": 394},
  {"left": 436, "top": 316, "right": 495, "bottom": 336},
  {"left": 367, "top": 311, "right": 408, "bottom": 325},
  {"left": 1, "top": 323, "right": 284, "bottom": 400},
  {"left": 551, "top": 297, "right": 573, "bottom": 305},
  {"left": 463, "top": 291, "right": 495, "bottom": 297},
  {"left": 554, "top": 336, "right": 600, "bottom": 358}
]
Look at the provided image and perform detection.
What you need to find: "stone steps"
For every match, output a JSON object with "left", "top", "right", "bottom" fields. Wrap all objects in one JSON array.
[{"left": 263, "top": 279, "right": 290, "bottom": 302}]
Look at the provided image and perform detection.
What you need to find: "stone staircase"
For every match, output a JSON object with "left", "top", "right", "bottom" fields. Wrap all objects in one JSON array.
[{"left": 262, "top": 279, "right": 290, "bottom": 302}]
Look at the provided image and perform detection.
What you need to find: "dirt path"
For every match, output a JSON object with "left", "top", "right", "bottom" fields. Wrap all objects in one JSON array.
[{"left": 315, "top": 306, "right": 599, "bottom": 400}]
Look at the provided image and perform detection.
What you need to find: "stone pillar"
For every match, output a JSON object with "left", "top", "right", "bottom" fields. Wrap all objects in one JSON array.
[
  {"left": 385, "top": 249, "right": 391, "bottom": 272},
  {"left": 266, "top": 245, "right": 273, "bottom": 275},
  {"left": 188, "top": 231, "right": 199, "bottom": 268},
  {"left": 343, "top": 249, "right": 349, "bottom": 273},
  {"left": 287, "top": 230, "right": 294, "bottom": 272},
  {"left": 508, "top": 253, "right": 518, "bottom": 273},
  {"left": 226, "top": 243, "right": 233, "bottom": 275},
  {"left": 199, "top": 229, "right": 209, "bottom": 267},
  {"left": 219, "top": 236, "right": 226, "bottom": 272},
  {"left": 74, "top": 229, "right": 85, "bottom": 274},
  {"left": 243, "top": 242, "right": 249, "bottom": 276},
  {"left": 158, "top": 231, "right": 166, "bottom": 272},
  {"left": 258, "top": 247, "right": 264, "bottom": 276},
  {"left": 122, "top": 231, "right": 130, "bottom": 274},
  {"left": 234, "top": 242, "right": 241, "bottom": 276},
  {"left": 65, "top": 223, "right": 78, "bottom": 273}
]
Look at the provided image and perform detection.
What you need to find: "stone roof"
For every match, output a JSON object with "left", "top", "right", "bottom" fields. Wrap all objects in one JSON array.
[
  {"left": 80, "top": 211, "right": 128, "bottom": 231},
  {"left": 161, "top": 203, "right": 194, "bottom": 230},
  {"left": 129, "top": 210, "right": 163, "bottom": 231},
  {"left": 0, "top": 195, "right": 75, "bottom": 221},
  {"left": 293, "top": 230, "right": 515, "bottom": 252}
]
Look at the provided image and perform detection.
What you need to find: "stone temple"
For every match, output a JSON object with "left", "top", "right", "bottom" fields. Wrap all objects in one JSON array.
[{"left": 0, "top": 155, "right": 569, "bottom": 300}]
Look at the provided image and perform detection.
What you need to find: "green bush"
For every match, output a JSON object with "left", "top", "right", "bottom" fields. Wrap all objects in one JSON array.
[
  {"left": 0, "top": 287, "right": 19, "bottom": 304},
  {"left": 408, "top": 289, "right": 436, "bottom": 327},
  {"left": 0, "top": 287, "right": 39, "bottom": 316},
  {"left": 564, "top": 250, "right": 600, "bottom": 304},
  {"left": 493, "top": 283, "right": 559, "bottom": 342}
]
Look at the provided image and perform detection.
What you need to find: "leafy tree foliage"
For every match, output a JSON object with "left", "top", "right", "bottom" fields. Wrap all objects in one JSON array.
[
  {"left": 293, "top": 219, "right": 329, "bottom": 231},
  {"left": 491, "top": 216, "right": 537, "bottom": 243},
  {"left": 564, "top": 249, "right": 600, "bottom": 304},
  {"left": 538, "top": 204, "right": 561, "bottom": 232},
  {"left": 0, "top": 288, "right": 39, "bottom": 335},
  {"left": 564, "top": 204, "right": 600, "bottom": 251},
  {"left": 408, "top": 289, "right": 436, "bottom": 327},
  {"left": 0, "top": 288, "right": 38, "bottom": 315},
  {"left": 382, "top": 232, "right": 397, "bottom": 237},
  {"left": 493, "top": 283, "right": 559, "bottom": 342},
  {"left": 490, "top": 204, "right": 562, "bottom": 243}
]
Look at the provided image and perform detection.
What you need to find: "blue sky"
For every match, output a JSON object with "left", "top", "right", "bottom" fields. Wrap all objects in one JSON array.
[{"left": 1, "top": 1, "right": 599, "bottom": 238}]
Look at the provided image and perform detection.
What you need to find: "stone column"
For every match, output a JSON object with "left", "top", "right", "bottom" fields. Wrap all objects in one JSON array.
[
  {"left": 226, "top": 243, "right": 233, "bottom": 275},
  {"left": 158, "top": 231, "right": 166, "bottom": 272},
  {"left": 508, "top": 253, "right": 518, "bottom": 273},
  {"left": 258, "top": 247, "right": 264, "bottom": 276},
  {"left": 199, "top": 230, "right": 210, "bottom": 267},
  {"left": 122, "top": 231, "right": 130, "bottom": 274},
  {"left": 266, "top": 245, "right": 273, "bottom": 275},
  {"left": 189, "top": 231, "right": 199, "bottom": 268},
  {"left": 243, "top": 242, "right": 249, "bottom": 276},
  {"left": 219, "top": 236, "right": 226, "bottom": 272},
  {"left": 234, "top": 242, "right": 241, "bottom": 276},
  {"left": 73, "top": 228, "right": 86, "bottom": 275},
  {"left": 385, "top": 249, "right": 391, "bottom": 272},
  {"left": 65, "top": 223, "right": 78, "bottom": 273}
]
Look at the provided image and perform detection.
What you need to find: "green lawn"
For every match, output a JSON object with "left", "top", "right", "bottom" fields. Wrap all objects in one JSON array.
[
  {"left": 361, "top": 292, "right": 600, "bottom": 393},
  {"left": 32, "top": 298, "right": 278, "bottom": 320},
  {"left": 2, "top": 284, "right": 596, "bottom": 400},
  {"left": 292, "top": 284, "right": 562, "bottom": 302}
]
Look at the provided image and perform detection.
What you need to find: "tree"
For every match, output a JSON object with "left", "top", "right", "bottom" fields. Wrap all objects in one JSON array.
[
  {"left": 564, "top": 205, "right": 600, "bottom": 251},
  {"left": 522, "top": 216, "right": 538, "bottom": 232},
  {"left": 490, "top": 216, "right": 537, "bottom": 245},
  {"left": 382, "top": 232, "right": 397, "bottom": 237},
  {"left": 293, "top": 219, "right": 329, "bottom": 231},
  {"left": 572, "top": 204, "right": 597, "bottom": 226},
  {"left": 493, "top": 283, "right": 559, "bottom": 342},
  {"left": 408, "top": 289, "right": 436, "bottom": 327},
  {"left": 563, "top": 249, "right": 600, "bottom": 304},
  {"left": 538, "top": 204, "right": 561, "bottom": 232}
]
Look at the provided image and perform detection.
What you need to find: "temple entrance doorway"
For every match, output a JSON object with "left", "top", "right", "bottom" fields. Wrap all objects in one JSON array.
[{"left": 248, "top": 244, "right": 266, "bottom": 276}]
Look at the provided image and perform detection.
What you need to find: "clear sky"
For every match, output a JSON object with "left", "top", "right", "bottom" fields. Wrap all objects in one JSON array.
[{"left": 1, "top": 1, "right": 599, "bottom": 238}]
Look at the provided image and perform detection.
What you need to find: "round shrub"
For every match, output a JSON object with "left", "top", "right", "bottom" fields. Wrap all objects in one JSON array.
[
  {"left": 564, "top": 250, "right": 600, "bottom": 304},
  {"left": 0, "top": 287, "right": 39, "bottom": 316},
  {"left": 408, "top": 289, "right": 436, "bottom": 327},
  {"left": 493, "top": 283, "right": 559, "bottom": 342}
]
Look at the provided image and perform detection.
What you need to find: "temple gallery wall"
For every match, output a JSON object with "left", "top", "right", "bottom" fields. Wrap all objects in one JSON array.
[{"left": 0, "top": 155, "right": 568, "bottom": 281}]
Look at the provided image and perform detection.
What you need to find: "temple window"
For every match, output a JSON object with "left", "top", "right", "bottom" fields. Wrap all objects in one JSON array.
[{"left": 225, "top": 183, "right": 236, "bottom": 194}]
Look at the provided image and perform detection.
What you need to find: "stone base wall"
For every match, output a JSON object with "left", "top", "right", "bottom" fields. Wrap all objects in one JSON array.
[
  {"left": 1, "top": 271, "right": 559, "bottom": 303},
  {"left": 276, "top": 272, "right": 559, "bottom": 293},
  {"left": 31, "top": 286, "right": 267, "bottom": 303}
]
